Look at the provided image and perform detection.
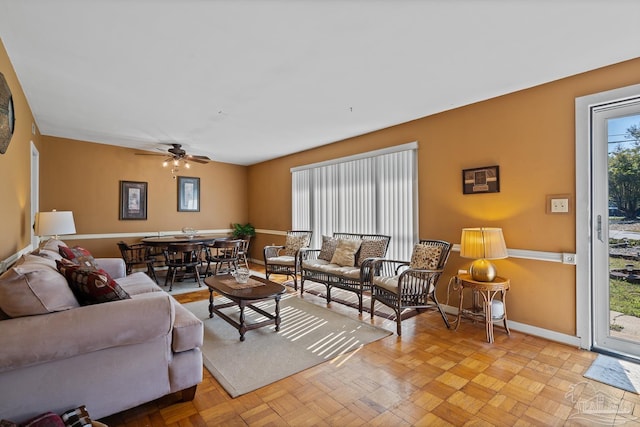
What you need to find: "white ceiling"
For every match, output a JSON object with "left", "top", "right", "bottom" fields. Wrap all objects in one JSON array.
[{"left": 1, "top": 1, "right": 639, "bottom": 166}]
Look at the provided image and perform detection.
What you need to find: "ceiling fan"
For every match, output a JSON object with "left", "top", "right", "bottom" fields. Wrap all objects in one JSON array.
[{"left": 136, "top": 143, "right": 210, "bottom": 176}]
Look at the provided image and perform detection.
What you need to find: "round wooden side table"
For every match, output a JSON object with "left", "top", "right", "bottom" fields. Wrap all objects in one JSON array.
[{"left": 455, "top": 273, "right": 510, "bottom": 343}]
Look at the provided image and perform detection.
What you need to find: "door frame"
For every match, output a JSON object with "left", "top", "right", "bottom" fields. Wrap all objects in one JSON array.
[
  {"left": 30, "top": 141, "right": 39, "bottom": 250},
  {"left": 576, "top": 83, "right": 640, "bottom": 351}
]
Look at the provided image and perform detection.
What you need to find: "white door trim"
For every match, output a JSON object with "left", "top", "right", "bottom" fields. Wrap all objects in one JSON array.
[{"left": 575, "top": 82, "right": 640, "bottom": 350}]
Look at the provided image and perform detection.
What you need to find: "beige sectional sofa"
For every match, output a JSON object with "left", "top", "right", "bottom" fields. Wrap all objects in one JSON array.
[{"left": 0, "top": 239, "right": 203, "bottom": 423}]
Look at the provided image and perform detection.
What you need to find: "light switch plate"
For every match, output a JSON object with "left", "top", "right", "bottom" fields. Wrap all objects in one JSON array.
[{"left": 546, "top": 194, "right": 572, "bottom": 214}]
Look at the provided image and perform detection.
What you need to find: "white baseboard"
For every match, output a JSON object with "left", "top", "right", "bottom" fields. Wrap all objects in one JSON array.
[{"left": 441, "top": 304, "right": 581, "bottom": 348}]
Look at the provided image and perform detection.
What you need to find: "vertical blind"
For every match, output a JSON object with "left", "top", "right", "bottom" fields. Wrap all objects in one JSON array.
[{"left": 291, "top": 142, "right": 418, "bottom": 260}]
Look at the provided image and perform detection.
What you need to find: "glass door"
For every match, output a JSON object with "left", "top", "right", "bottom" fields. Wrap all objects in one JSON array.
[{"left": 592, "top": 100, "right": 640, "bottom": 358}]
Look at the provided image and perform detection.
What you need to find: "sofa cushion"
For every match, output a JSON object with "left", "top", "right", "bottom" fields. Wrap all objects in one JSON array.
[
  {"left": 0, "top": 266, "right": 80, "bottom": 318},
  {"left": 318, "top": 235, "right": 338, "bottom": 261},
  {"left": 301, "top": 258, "right": 331, "bottom": 270},
  {"left": 172, "top": 303, "right": 204, "bottom": 353},
  {"left": 14, "top": 253, "right": 58, "bottom": 271},
  {"left": 330, "top": 239, "right": 362, "bottom": 267},
  {"left": 59, "top": 246, "right": 98, "bottom": 269},
  {"left": 116, "top": 272, "right": 162, "bottom": 295},
  {"left": 356, "top": 239, "right": 387, "bottom": 266},
  {"left": 56, "top": 259, "right": 130, "bottom": 305},
  {"left": 372, "top": 275, "right": 400, "bottom": 293},
  {"left": 283, "top": 234, "right": 309, "bottom": 256},
  {"left": 40, "top": 238, "right": 68, "bottom": 252},
  {"left": 32, "top": 247, "right": 64, "bottom": 263},
  {"left": 410, "top": 244, "right": 442, "bottom": 270}
]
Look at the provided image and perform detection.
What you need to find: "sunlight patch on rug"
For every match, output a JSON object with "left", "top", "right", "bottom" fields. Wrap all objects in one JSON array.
[{"left": 183, "top": 294, "right": 391, "bottom": 397}]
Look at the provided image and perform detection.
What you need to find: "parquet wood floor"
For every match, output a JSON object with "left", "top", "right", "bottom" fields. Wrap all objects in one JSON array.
[{"left": 101, "top": 265, "right": 640, "bottom": 426}]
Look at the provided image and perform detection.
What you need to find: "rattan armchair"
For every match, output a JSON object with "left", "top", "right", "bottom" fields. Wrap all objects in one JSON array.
[
  {"left": 370, "top": 239, "right": 452, "bottom": 335},
  {"left": 263, "top": 230, "right": 313, "bottom": 289}
]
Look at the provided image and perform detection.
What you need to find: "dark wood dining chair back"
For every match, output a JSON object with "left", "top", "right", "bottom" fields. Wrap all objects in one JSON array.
[
  {"left": 237, "top": 238, "right": 251, "bottom": 269},
  {"left": 116, "top": 241, "right": 158, "bottom": 283},
  {"left": 163, "top": 242, "right": 204, "bottom": 291},
  {"left": 205, "top": 239, "right": 243, "bottom": 276}
]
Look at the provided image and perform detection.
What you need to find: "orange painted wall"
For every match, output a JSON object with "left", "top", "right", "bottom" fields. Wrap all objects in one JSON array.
[
  {"left": 0, "top": 39, "right": 40, "bottom": 261},
  {"left": 248, "top": 57, "right": 640, "bottom": 336},
  {"left": 38, "top": 136, "right": 249, "bottom": 258},
  {"left": 4, "top": 28, "right": 640, "bottom": 337}
]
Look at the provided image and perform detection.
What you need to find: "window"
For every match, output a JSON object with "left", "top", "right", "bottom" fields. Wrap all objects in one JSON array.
[{"left": 291, "top": 142, "right": 418, "bottom": 260}]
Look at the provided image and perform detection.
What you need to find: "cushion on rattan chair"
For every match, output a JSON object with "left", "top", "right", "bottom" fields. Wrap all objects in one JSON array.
[{"left": 266, "top": 255, "right": 296, "bottom": 266}]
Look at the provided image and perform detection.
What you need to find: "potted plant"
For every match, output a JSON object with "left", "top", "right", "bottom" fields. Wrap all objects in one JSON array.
[
  {"left": 231, "top": 223, "right": 255, "bottom": 265},
  {"left": 231, "top": 223, "right": 256, "bottom": 239}
]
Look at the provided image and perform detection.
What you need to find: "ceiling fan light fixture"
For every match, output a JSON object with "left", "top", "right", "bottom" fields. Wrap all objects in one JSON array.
[{"left": 162, "top": 160, "right": 168, "bottom": 167}]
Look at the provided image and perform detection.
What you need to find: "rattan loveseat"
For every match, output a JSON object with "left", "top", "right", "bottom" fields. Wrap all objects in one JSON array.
[{"left": 299, "top": 232, "right": 391, "bottom": 313}]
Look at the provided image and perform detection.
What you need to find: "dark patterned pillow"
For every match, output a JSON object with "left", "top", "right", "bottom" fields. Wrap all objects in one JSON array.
[
  {"left": 56, "top": 259, "right": 130, "bottom": 305},
  {"left": 409, "top": 244, "right": 443, "bottom": 270},
  {"left": 318, "top": 235, "right": 339, "bottom": 261},
  {"left": 356, "top": 239, "right": 388, "bottom": 266},
  {"left": 59, "top": 246, "right": 98, "bottom": 269},
  {"left": 61, "top": 405, "right": 92, "bottom": 427}
]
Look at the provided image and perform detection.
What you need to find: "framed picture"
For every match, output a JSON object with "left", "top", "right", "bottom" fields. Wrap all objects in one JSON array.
[
  {"left": 120, "top": 181, "right": 148, "bottom": 220},
  {"left": 178, "top": 176, "right": 200, "bottom": 212},
  {"left": 462, "top": 165, "right": 500, "bottom": 194},
  {"left": 0, "top": 72, "right": 15, "bottom": 155}
]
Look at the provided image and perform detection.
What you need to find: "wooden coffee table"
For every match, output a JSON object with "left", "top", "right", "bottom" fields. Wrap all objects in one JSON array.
[{"left": 204, "top": 274, "right": 286, "bottom": 341}]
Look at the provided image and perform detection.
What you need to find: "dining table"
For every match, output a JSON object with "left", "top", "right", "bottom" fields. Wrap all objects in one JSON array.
[
  {"left": 140, "top": 234, "right": 230, "bottom": 283},
  {"left": 140, "top": 234, "right": 228, "bottom": 247}
]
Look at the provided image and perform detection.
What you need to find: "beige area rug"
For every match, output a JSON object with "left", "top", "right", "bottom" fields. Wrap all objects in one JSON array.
[{"left": 183, "top": 294, "right": 392, "bottom": 397}]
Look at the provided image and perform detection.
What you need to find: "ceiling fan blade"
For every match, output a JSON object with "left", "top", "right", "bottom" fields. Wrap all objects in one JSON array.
[
  {"left": 188, "top": 158, "right": 209, "bottom": 164},
  {"left": 135, "top": 152, "right": 166, "bottom": 157}
]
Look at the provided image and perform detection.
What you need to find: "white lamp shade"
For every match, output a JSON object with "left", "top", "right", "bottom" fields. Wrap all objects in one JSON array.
[
  {"left": 460, "top": 227, "right": 508, "bottom": 260},
  {"left": 35, "top": 211, "right": 76, "bottom": 237}
]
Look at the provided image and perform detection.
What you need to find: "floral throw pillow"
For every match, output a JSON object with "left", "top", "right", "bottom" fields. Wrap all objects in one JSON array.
[
  {"left": 283, "top": 234, "right": 310, "bottom": 256},
  {"left": 409, "top": 244, "right": 443, "bottom": 270}
]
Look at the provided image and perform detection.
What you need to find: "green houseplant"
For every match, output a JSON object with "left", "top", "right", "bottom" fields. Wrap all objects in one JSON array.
[{"left": 231, "top": 223, "right": 256, "bottom": 239}]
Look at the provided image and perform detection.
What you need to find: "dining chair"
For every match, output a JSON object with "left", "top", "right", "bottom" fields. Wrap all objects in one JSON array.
[
  {"left": 237, "top": 238, "right": 251, "bottom": 269},
  {"left": 116, "top": 241, "right": 158, "bottom": 283},
  {"left": 163, "top": 242, "right": 204, "bottom": 291},
  {"left": 204, "top": 239, "right": 243, "bottom": 276}
]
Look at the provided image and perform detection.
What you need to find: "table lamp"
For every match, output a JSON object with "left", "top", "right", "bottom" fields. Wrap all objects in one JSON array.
[
  {"left": 35, "top": 210, "right": 76, "bottom": 239},
  {"left": 460, "top": 227, "right": 508, "bottom": 282}
]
